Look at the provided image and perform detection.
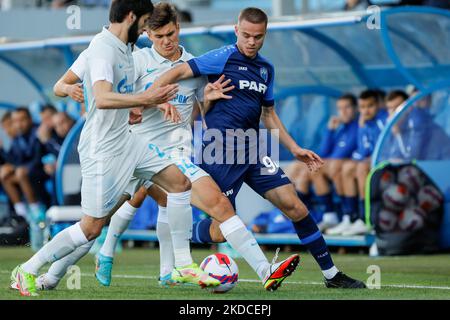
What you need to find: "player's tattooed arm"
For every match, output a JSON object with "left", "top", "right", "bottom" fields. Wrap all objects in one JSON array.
[
  {"left": 53, "top": 70, "right": 84, "bottom": 103},
  {"left": 261, "top": 105, "right": 324, "bottom": 172}
]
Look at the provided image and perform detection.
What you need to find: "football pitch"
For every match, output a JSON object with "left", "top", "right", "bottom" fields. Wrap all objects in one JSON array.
[{"left": 1, "top": 247, "right": 450, "bottom": 300}]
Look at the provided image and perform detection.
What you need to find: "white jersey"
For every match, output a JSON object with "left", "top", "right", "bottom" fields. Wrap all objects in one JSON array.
[
  {"left": 132, "top": 45, "right": 207, "bottom": 156},
  {"left": 70, "top": 49, "right": 87, "bottom": 80},
  {"left": 78, "top": 27, "right": 135, "bottom": 160}
]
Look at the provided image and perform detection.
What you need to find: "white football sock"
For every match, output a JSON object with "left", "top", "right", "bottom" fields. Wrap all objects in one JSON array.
[
  {"left": 46, "top": 240, "right": 95, "bottom": 284},
  {"left": 219, "top": 215, "right": 270, "bottom": 280},
  {"left": 156, "top": 206, "right": 174, "bottom": 277},
  {"left": 99, "top": 201, "right": 137, "bottom": 258},
  {"left": 167, "top": 190, "right": 193, "bottom": 268},
  {"left": 22, "top": 222, "right": 88, "bottom": 275},
  {"left": 14, "top": 202, "right": 27, "bottom": 218},
  {"left": 322, "top": 265, "right": 339, "bottom": 280}
]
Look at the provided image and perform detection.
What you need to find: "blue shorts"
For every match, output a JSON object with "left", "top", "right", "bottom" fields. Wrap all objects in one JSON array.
[{"left": 199, "top": 158, "right": 291, "bottom": 208}]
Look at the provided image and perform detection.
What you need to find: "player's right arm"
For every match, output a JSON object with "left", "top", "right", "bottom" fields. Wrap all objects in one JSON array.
[
  {"left": 151, "top": 62, "right": 194, "bottom": 89},
  {"left": 93, "top": 81, "right": 178, "bottom": 109},
  {"left": 53, "top": 50, "right": 87, "bottom": 102},
  {"left": 53, "top": 70, "right": 84, "bottom": 103},
  {"left": 152, "top": 46, "right": 234, "bottom": 91}
]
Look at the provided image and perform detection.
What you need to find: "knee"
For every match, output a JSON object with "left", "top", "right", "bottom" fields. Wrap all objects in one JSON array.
[
  {"left": 342, "top": 161, "right": 356, "bottom": 177},
  {"left": 310, "top": 167, "right": 324, "bottom": 181},
  {"left": 171, "top": 175, "right": 192, "bottom": 193},
  {"left": 15, "top": 167, "right": 28, "bottom": 181},
  {"left": 356, "top": 162, "right": 370, "bottom": 177},
  {"left": 328, "top": 161, "right": 342, "bottom": 180},
  {"left": 80, "top": 217, "right": 105, "bottom": 241}
]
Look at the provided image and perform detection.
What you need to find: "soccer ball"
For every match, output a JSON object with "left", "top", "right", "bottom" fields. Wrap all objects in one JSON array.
[
  {"left": 418, "top": 185, "right": 443, "bottom": 213},
  {"left": 382, "top": 183, "right": 409, "bottom": 212},
  {"left": 397, "top": 166, "right": 425, "bottom": 194},
  {"left": 379, "top": 170, "right": 396, "bottom": 192},
  {"left": 200, "top": 253, "right": 239, "bottom": 293},
  {"left": 398, "top": 206, "right": 426, "bottom": 232},
  {"left": 378, "top": 208, "right": 398, "bottom": 232}
]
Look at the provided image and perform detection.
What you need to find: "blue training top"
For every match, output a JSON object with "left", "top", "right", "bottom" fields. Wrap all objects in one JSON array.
[
  {"left": 187, "top": 44, "right": 275, "bottom": 134},
  {"left": 352, "top": 109, "right": 388, "bottom": 161},
  {"left": 318, "top": 119, "right": 358, "bottom": 159}
]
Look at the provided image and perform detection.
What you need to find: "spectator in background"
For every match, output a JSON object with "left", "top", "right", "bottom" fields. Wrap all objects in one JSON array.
[
  {"left": 383, "top": 90, "right": 409, "bottom": 161},
  {"left": 327, "top": 90, "right": 388, "bottom": 236},
  {"left": 284, "top": 94, "right": 359, "bottom": 231},
  {"left": 0, "top": 107, "right": 48, "bottom": 250},
  {"left": 344, "top": 0, "right": 371, "bottom": 11},
  {"left": 1, "top": 112, "right": 18, "bottom": 165},
  {"left": 37, "top": 104, "right": 57, "bottom": 145},
  {"left": 42, "top": 111, "right": 74, "bottom": 177}
]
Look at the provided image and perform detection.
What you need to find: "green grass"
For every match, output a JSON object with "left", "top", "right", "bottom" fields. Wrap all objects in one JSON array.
[{"left": 1, "top": 246, "right": 450, "bottom": 300}]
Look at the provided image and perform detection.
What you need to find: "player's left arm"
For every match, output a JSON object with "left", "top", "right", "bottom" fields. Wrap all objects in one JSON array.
[
  {"left": 202, "top": 75, "right": 234, "bottom": 114},
  {"left": 261, "top": 105, "right": 324, "bottom": 171}
]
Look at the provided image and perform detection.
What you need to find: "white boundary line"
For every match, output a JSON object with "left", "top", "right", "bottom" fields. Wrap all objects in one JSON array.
[
  {"left": 83, "top": 273, "right": 450, "bottom": 291},
  {"left": 2, "top": 270, "right": 450, "bottom": 291}
]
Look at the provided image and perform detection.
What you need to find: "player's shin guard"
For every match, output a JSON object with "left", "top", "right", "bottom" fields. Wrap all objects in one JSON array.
[
  {"left": 167, "top": 191, "right": 193, "bottom": 267},
  {"left": 191, "top": 218, "right": 213, "bottom": 244},
  {"left": 219, "top": 215, "right": 269, "bottom": 280},
  {"left": 22, "top": 222, "right": 88, "bottom": 275},
  {"left": 156, "top": 206, "right": 175, "bottom": 277},
  {"left": 99, "top": 201, "right": 137, "bottom": 258},
  {"left": 293, "top": 214, "right": 338, "bottom": 279}
]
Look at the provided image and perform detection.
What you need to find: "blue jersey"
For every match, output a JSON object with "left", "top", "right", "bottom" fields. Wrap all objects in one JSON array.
[
  {"left": 318, "top": 119, "right": 358, "bottom": 159},
  {"left": 352, "top": 109, "right": 388, "bottom": 161},
  {"left": 9, "top": 125, "right": 46, "bottom": 171},
  {"left": 188, "top": 44, "right": 290, "bottom": 208},
  {"left": 187, "top": 44, "right": 275, "bottom": 133}
]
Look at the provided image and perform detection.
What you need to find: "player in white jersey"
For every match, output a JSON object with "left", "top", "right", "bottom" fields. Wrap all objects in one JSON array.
[
  {"left": 95, "top": 3, "right": 299, "bottom": 290},
  {"left": 11, "top": 0, "right": 219, "bottom": 297},
  {"left": 32, "top": 3, "right": 300, "bottom": 292}
]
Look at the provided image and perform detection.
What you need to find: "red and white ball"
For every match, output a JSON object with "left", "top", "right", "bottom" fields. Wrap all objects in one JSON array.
[
  {"left": 379, "top": 170, "right": 396, "bottom": 192},
  {"left": 397, "top": 166, "right": 425, "bottom": 194},
  {"left": 200, "top": 253, "right": 239, "bottom": 293},
  {"left": 382, "top": 183, "right": 410, "bottom": 212},
  {"left": 398, "top": 206, "right": 426, "bottom": 232},
  {"left": 378, "top": 208, "right": 398, "bottom": 232},
  {"left": 418, "top": 185, "right": 443, "bottom": 213}
]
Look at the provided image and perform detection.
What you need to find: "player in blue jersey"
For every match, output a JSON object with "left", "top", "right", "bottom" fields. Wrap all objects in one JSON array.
[
  {"left": 153, "top": 7, "right": 366, "bottom": 289},
  {"left": 328, "top": 90, "right": 388, "bottom": 236},
  {"left": 292, "top": 94, "right": 358, "bottom": 232}
]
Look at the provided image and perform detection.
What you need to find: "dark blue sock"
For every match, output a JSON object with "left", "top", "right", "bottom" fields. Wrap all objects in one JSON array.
[
  {"left": 358, "top": 199, "right": 365, "bottom": 221},
  {"left": 297, "top": 191, "right": 312, "bottom": 208},
  {"left": 316, "top": 193, "right": 334, "bottom": 213},
  {"left": 341, "top": 196, "right": 359, "bottom": 222},
  {"left": 191, "top": 219, "right": 213, "bottom": 244},
  {"left": 293, "top": 214, "right": 334, "bottom": 271}
]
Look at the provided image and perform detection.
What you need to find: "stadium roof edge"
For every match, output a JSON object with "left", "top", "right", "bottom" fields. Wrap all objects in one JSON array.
[{"left": 0, "top": 11, "right": 367, "bottom": 52}]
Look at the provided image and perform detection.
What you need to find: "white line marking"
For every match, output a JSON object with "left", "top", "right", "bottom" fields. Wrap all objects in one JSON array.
[{"left": 2, "top": 270, "right": 450, "bottom": 291}]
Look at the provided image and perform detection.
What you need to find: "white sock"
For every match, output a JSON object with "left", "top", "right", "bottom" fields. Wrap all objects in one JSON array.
[
  {"left": 322, "top": 265, "right": 339, "bottom": 280},
  {"left": 46, "top": 240, "right": 95, "bottom": 285},
  {"left": 14, "top": 202, "right": 27, "bottom": 218},
  {"left": 99, "top": 201, "right": 137, "bottom": 258},
  {"left": 29, "top": 203, "right": 40, "bottom": 212},
  {"left": 156, "top": 206, "right": 174, "bottom": 277},
  {"left": 22, "top": 222, "right": 88, "bottom": 275},
  {"left": 167, "top": 190, "right": 193, "bottom": 268},
  {"left": 220, "top": 215, "right": 270, "bottom": 280}
]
